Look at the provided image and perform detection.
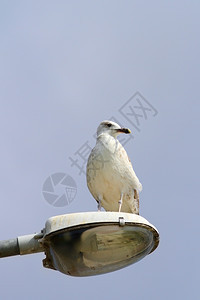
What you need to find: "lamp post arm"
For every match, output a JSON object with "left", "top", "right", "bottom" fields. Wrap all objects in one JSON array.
[{"left": 0, "top": 233, "right": 44, "bottom": 258}]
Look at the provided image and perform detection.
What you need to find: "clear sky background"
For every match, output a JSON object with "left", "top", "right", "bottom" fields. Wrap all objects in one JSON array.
[{"left": 0, "top": 1, "right": 199, "bottom": 299}]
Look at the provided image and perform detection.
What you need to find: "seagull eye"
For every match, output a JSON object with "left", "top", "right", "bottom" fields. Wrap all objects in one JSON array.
[{"left": 107, "top": 123, "right": 112, "bottom": 128}]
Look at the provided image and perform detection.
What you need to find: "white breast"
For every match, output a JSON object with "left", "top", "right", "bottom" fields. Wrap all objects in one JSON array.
[{"left": 86, "top": 133, "right": 142, "bottom": 213}]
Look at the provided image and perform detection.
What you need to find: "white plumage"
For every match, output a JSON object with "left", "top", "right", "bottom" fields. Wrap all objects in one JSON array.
[{"left": 86, "top": 120, "right": 142, "bottom": 214}]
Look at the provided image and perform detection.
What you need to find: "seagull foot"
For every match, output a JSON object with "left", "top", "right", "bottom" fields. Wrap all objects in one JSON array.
[{"left": 118, "top": 193, "right": 123, "bottom": 212}]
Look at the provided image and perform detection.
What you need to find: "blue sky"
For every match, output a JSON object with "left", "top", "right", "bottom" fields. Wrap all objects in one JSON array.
[{"left": 0, "top": 1, "right": 199, "bottom": 299}]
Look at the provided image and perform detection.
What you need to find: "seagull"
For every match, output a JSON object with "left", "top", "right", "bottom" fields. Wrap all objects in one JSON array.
[{"left": 86, "top": 120, "right": 142, "bottom": 214}]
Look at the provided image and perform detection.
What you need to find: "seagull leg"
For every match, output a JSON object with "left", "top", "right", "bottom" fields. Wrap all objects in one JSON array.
[
  {"left": 118, "top": 193, "right": 123, "bottom": 212},
  {"left": 134, "top": 189, "right": 139, "bottom": 215},
  {"left": 97, "top": 195, "right": 102, "bottom": 212}
]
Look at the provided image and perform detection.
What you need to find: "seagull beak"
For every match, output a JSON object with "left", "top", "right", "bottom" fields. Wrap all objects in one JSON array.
[{"left": 116, "top": 128, "right": 131, "bottom": 134}]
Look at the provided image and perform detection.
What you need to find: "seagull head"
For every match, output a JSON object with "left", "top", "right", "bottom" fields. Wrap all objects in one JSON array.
[{"left": 97, "top": 120, "right": 131, "bottom": 138}]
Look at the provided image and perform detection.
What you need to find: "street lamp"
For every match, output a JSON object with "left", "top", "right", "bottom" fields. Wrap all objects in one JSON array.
[{"left": 0, "top": 212, "right": 159, "bottom": 276}]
